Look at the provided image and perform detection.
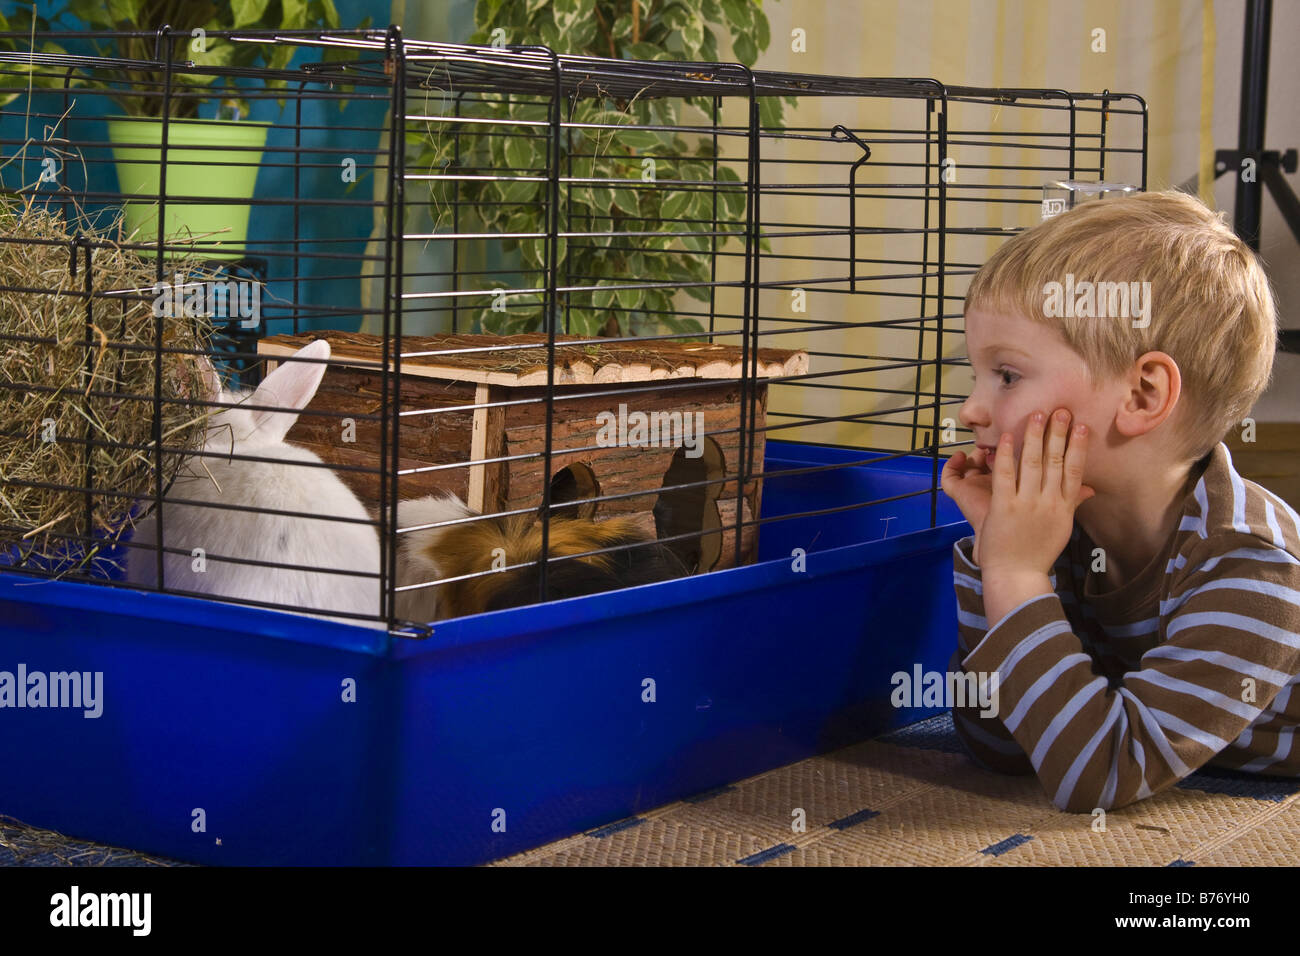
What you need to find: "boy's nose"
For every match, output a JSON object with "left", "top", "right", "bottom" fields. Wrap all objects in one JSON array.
[{"left": 958, "top": 394, "right": 986, "bottom": 431}]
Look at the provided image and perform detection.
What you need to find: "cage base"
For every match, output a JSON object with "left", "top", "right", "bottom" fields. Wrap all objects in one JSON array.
[{"left": 0, "top": 441, "right": 968, "bottom": 866}]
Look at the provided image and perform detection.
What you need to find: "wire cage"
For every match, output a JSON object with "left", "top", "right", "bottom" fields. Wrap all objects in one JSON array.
[
  {"left": 0, "top": 27, "right": 1152, "bottom": 865},
  {"left": 0, "top": 28, "right": 1148, "bottom": 637}
]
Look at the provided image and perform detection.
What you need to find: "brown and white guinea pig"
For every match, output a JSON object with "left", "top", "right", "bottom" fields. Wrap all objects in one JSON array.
[{"left": 393, "top": 493, "right": 688, "bottom": 623}]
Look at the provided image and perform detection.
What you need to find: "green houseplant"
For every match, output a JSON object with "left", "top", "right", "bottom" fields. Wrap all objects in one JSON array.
[
  {"left": 406, "top": 0, "right": 790, "bottom": 337},
  {"left": 57, "top": 0, "right": 363, "bottom": 255}
]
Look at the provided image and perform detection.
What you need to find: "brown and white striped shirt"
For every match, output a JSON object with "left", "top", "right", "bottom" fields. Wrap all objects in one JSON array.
[{"left": 950, "top": 441, "right": 1300, "bottom": 812}]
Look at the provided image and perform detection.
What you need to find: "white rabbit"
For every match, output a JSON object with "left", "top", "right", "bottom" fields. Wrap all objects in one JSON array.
[{"left": 127, "top": 339, "right": 382, "bottom": 623}]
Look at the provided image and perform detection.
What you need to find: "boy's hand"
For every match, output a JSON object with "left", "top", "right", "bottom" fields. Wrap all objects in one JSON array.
[
  {"left": 941, "top": 445, "right": 995, "bottom": 564},
  {"left": 978, "top": 408, "right": 1096, "bottom": 579}
]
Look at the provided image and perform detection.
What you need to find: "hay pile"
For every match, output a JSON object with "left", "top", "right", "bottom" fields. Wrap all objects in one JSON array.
[{"left": 0, "top": 199, "right": 214, "bottom": 573}]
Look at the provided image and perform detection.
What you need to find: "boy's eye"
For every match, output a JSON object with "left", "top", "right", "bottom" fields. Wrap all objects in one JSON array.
[{"left": 996, "top": 367, "right": 1019, "bottom": 387}]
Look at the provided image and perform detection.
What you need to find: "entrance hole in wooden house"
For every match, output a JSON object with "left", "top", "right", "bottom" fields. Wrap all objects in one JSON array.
[
  {"left": 653, "top": 437, "right": 724, "bottom": 574},
  {"left": 548, "top": 462, "right": 600, "bottom": 520}
]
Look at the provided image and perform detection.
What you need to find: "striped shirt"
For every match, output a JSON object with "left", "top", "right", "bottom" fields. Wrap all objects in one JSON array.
[{"left": 949, "top": 440, "right": 1300, "bottom": 812}]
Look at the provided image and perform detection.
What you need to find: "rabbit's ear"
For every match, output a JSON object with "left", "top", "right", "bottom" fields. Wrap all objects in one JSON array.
[{"left": 248, "top": 339, "right": 331, "bottom": 443}]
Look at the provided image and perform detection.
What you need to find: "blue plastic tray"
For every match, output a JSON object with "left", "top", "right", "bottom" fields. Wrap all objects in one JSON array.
[{"left": 0, "top": 441, "right": 969, "bottom": 865}]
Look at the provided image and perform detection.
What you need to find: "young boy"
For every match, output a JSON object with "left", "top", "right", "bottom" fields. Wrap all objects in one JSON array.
[{"left": 940, "top": 190, "right": 1300, "bottom": 812}]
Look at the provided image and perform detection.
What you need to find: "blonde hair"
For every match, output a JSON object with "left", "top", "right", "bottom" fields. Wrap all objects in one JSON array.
[{"left": 964, "top": 190, "right": 1277, "bottom": 462}]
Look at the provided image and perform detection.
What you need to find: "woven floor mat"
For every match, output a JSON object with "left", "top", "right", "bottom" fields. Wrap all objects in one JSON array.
[
  {"left": 2, "top": 713, "right": 1294, "bottom": 866},
  {"left": 490, "top": 714, "right": 1300, "bottom": 866}
]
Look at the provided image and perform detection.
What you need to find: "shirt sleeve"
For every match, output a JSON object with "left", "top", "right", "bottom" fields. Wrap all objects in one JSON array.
[
  {"left": 959, "top": 531, "right": 1300, "bottom": 812},
  {"left": 949, "top": 534, "right": 1036, "bottom": 775}
]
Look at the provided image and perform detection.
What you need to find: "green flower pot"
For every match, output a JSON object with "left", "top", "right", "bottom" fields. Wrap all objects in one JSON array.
[{"left": 107, "top": 117, "right": 270, "bottom": 259}]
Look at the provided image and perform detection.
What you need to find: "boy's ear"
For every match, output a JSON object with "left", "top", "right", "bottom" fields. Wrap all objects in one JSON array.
[
  {"left": 1115, "top": 350, "right": 1182, "bottom": 437},
  {"left": 248, "top": 339, "right": 331, "bottom": 443}
]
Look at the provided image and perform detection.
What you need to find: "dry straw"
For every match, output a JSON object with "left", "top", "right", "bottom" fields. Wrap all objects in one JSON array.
[{"left": 0, "top": 198, "right": 214, "bottom": 574}]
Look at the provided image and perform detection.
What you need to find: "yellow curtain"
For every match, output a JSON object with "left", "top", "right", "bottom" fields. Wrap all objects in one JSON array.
[{"left": 729, "top": 0, "right": 1215, "bottom": 450}]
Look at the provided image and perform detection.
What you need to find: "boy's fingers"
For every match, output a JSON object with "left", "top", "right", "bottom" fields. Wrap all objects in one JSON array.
[
  {"left": 1063, "top": 422, "right": 1090, "bottom": 504},
  {"left": 947, "top": 447, "right": 991, "bottom": 483},
  {"left": 941, "top": 454, "right": 966, "bottom": 494},
  {"left": 1043, "top": 409, "right": 1069, "bottom": 494},
  {"left": 1018, "top": 412, "right": 1045, "bottom": 496},
  {"left": 992, "top": 431, "right": 1016, "bottom": 494}
]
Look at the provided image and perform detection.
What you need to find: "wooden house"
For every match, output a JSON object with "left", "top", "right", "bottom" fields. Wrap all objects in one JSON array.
[{"left": 257, "top": 331, "right": 808, "bottom": 573}]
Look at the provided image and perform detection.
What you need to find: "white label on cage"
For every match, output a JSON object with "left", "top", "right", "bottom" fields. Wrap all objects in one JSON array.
[
  {"left": 491, "top": 548, "right": 507, "bottom": 571},
  {"left": 941, "top": 158, "right": 957, "bottom": 183},
  {"left": 341, "top": 157, "right": 357, "bottom": 183},
  {"left": 891, "top": 665, "right": 999, "bottom": 718},
  {"left": 792, "top": 808, "right": 807, "bottom": 833},
  {"left": 595, "top": 404, "right": 705, "bottom": 458},
  {"left": 791, "top": 288, "right": 806, "bottom": 313},
  {"left": 1041, "top": 198, "right": 1067, "bottom": 219},
  {"left": 39, "top": 157, "right": 57, "bottom": 184},
  {"left": 1241, "top": 157, "right": 1256, "bottom": 183},
  {"left": 641, "top": 157, "right": 656, "bottom": 182},
  {"left": 41, "top": 418, "right": 56, "bottom": 443},
  {"left": 341, "top": 418, "right": 356, "bottom": 443},
  {"left": 791, "top": 27, "right": 806, "bottom": 53},
  {"left": 191, "top": 27, "right": 206, "bottom": 53},
  {"left": 1091, "top": 27, "right": 1107, "bottom": 53},
  {"left": 490, "top": 27, "right": 507, "bottom": 47}
]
